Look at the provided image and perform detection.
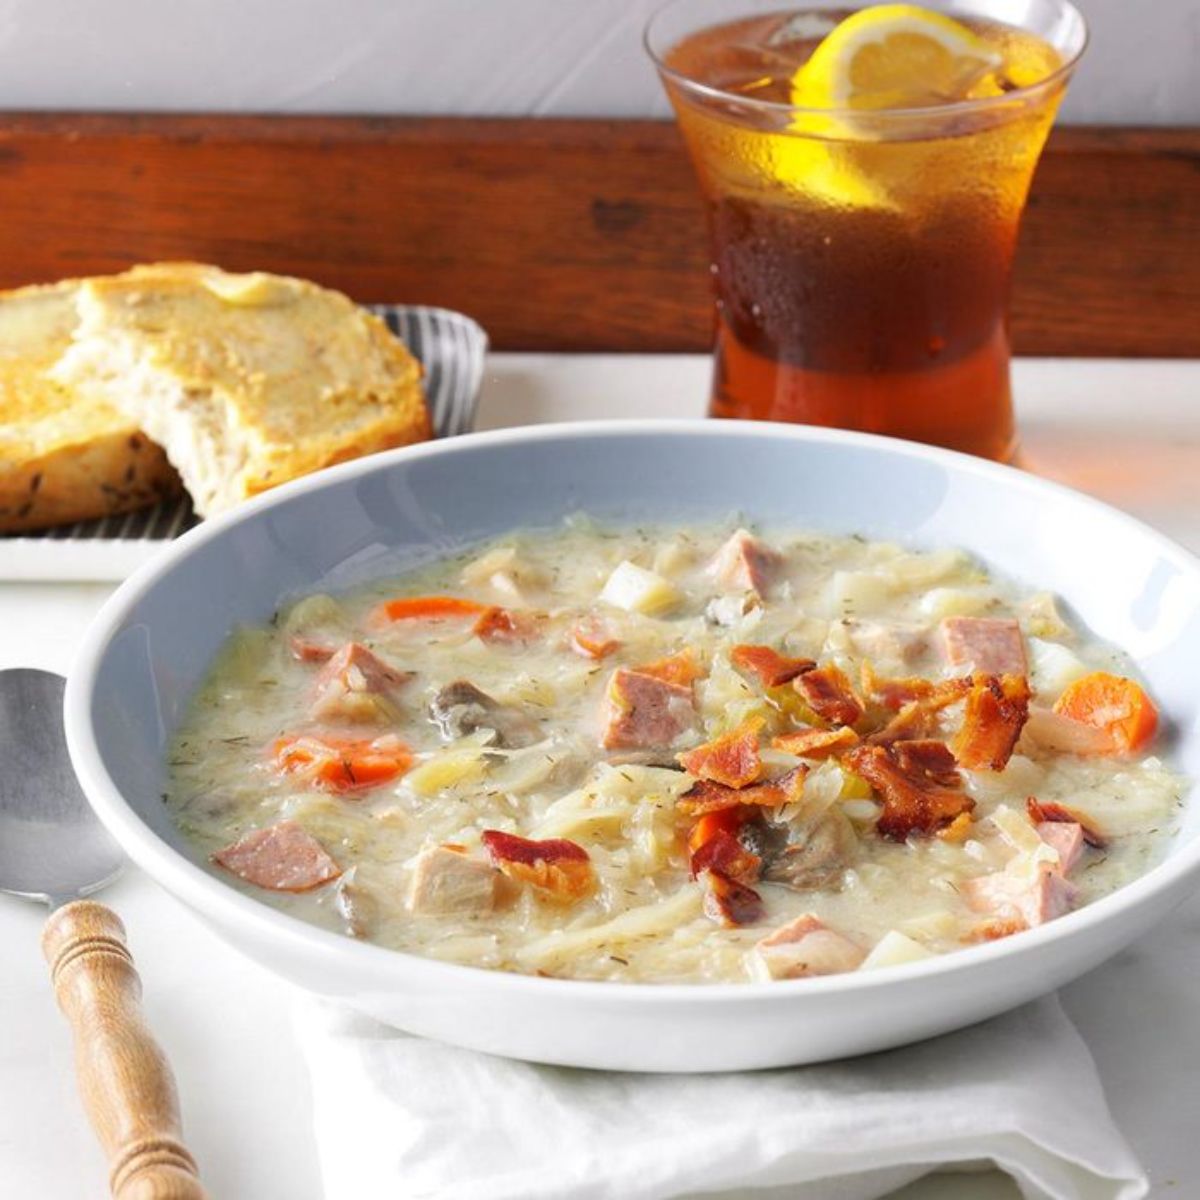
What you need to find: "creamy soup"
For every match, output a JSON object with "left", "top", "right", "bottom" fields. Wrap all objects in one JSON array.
[{"left": 166, "top": 520, "right": 1184, "bottom": 983}]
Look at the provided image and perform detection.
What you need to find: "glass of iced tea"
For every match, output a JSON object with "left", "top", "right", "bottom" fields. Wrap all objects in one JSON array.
[{"left": 647, "top": 1, "right": 1086, "bottom": 460}]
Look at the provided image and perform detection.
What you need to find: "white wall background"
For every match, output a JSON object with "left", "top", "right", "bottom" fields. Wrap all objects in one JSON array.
[{"left": 0, "top": 0, "right": 1196, "bottom": 123}]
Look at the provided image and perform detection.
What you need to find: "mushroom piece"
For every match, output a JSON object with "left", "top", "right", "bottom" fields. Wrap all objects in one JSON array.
[
  {"left": 429, "top": 679, "right": 542, "bottom": 748},
  {"left": 760, "top": 810, "right": 857, "bottom": 891}
]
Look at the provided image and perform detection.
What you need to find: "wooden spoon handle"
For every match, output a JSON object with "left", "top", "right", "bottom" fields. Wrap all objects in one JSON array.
[{"left": 42, "top": 900, "right": 207, "bottom": 1200}]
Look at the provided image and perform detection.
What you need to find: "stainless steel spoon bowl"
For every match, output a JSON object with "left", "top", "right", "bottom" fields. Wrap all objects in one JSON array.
[{"left": 0, "top": 668, "right": 122, "bottom": 905}]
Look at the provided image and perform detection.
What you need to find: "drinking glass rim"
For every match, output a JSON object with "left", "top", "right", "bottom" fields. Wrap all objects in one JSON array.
[{"left": 644, "top": 0, "right": 1089, "bottom": 123}]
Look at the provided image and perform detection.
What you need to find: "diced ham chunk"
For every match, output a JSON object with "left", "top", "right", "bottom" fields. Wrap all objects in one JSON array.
[
  {"left": 752, "top": 914, "right": 865, "bottom": 979},
  {"left": 1026, "top": 796, "right": 1107, "bottom": 848},
  {"left": 708, "top": 529, "right": 781, "bottom": 595},
  {"left": 940, "top": 617, "right": 1027, "bottom": 676},
  {"left": 406, "top": 844, "right": 499, "bottom": 916},
  {"left": 951, "top": 674, "right": 1031, "bottom": 771},
  {"left": 310, "top": 642, "right": 411, "bottom": 723},
  {"left": 793, "top": 664, "right": 863, "bottom": 727},
  {"left": 481, "top": 831, "right": 596, "bottom": 904},
  {"left": 601, "top": 667, "right": 697, "bottom": 751},
  {"left": 1037, "top": 821, "right": 1085, "bottom": 875},
  {"left": 213, "top": 821, "right": 341, "bottom": 892},
  {"left": 289, "top": 634, "right": 338, "bottom": 663},
  {"left": 964, "top": 866, "right": 1077, "bottom": 930},
  {"left": 678, "top": 718, "right": 763, "bottom": 788}
]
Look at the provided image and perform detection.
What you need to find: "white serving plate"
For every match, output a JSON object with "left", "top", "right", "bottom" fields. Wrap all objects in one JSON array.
[{"left": 63, "top": 421, "right": 1200, "bottom": 1072}]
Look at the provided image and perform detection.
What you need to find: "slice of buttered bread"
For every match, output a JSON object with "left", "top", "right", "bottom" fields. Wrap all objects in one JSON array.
[
  {"left": 54, "top": 264, "right": 430, "bottom": 517},
  {"left": 0, "top": 280, "right": 178, "bottom": 533}
]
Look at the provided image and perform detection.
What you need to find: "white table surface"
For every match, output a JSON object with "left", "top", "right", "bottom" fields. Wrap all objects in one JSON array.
[{"left": 1, "top": 353, "right": 1197, "bottom": 1199}]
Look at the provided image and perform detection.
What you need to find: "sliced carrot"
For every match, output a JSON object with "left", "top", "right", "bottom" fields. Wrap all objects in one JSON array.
[
  {"left": 378, "top": 596, "right": 488, "bottom": 622},
  {"left": 1052, "top": 671, "right": 1158, "bottom": 756},
  {"left": 635, "top": 648, "right": 705, "bottom": 687},
  {"left": 687, "top": 805, "right": 762, "bottom": 883},
  {"left": 687, "top": 807, "right": 751, "bottom": 856},
  {"left": 273, "top": 734, "right": 413, "bottom": 793}
]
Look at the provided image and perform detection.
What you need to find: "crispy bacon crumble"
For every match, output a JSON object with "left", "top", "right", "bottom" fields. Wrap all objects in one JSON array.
[
  {"left": 635, "top": 649, "right": 705, "bottom": 687},
  {"left": 678, "top": 765, "right": 808, "bottom": 817},
  {"left": 700, "top": 868, "right": 764, "bottom": 926},
  {"left": 771, "top": 725, "right": 860, "bottom": 760},
  {"left": 678, "top": 718, "right": 764, "bottom": 788},
  {"left": 793, "top": 664, "right": 863, "bottom": 727},
  {"left": 951, "top": 673, "right": 1031, "bottom": 771},
  {"left": 481, "top": 831, "right": 596, "bottom": 904},
  {"left": 845, "top": 740, "right": 973, "bottom": 840},
  {"left": 730, "top": 644, "right": 816, "bottom": 689}
]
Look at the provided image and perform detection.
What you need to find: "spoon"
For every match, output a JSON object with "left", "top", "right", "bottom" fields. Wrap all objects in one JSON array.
[{"left": 0, "top": 668, "right": 207, "bottom": 1199}]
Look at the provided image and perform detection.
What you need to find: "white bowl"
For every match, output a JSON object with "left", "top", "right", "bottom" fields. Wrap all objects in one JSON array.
[{"left": 64, "top": 421, "right": 1200, "bottom": 1072}]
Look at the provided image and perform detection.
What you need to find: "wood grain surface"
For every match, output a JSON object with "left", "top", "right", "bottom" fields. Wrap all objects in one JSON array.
[
  {"left": 42, "top": 901, "right": 207, "bottom": 1199},
  {"left": 0, "top": 115, "right": 1194, "bottom": 355}
]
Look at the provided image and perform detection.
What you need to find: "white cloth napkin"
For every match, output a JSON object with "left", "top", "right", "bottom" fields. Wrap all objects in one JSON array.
[{"left": 294, "top": 994, "right": 1147, "bottom": 1200}]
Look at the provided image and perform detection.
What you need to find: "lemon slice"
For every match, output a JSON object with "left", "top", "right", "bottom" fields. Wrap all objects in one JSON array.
[
  {"left": 770, "top": 6, "right": 1003, "bottom": 209},
  {"left": 768, "top": 138, "right": 891, "bottom": 209},
  {"left": 791, "top": 4, "right": 1002, "bottom": 111}
]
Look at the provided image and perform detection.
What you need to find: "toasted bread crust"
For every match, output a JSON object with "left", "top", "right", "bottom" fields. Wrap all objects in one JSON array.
[
  {"left": 0, "top": 428, "right": 178, "bottom": 533},
  {"left": 3, "top": 265, "right": 429, "bottom": 528},
  {"left": 56, "top": 264, "right": 430, "bottom": 516},
  {"left": 0, "top": 280, "right": 179, "bottom": 533}
]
